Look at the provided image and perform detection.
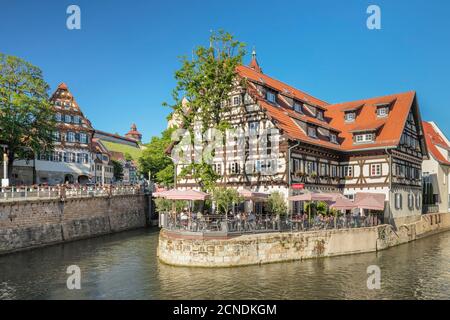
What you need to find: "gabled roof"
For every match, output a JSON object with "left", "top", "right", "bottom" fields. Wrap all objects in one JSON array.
[
  {"left": 423, "top": 121, "right": 450, "bottom": 166},
  {"left": 325, "top": 91, "right": 416, "bottom": 151}
]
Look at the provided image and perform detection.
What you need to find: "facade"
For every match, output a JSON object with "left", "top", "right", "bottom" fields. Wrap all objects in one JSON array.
[
  {"left": 12, "top": 83, "right": 94, "bottom": 185},
  {"left": 422, "top": 121, "right": 450, "bottom": 213},
  {"left": 91, "top": 138, "right": 114, "bottom": 184},
  {"left": 171, "top": 52, "right": 429, "bottom": 225},
  {"left": 93, "top": 126, "right": 143, "bottom": 184}
]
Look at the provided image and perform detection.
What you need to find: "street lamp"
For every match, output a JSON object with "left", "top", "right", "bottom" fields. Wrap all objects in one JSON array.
[{"left": 1, "top": 145, "right": 9, "bottom": 187}]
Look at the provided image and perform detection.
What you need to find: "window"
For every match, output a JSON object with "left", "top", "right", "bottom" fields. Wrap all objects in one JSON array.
[
  {"left": 345, "top": 112, "right": 355, "bottom": 122},
  {"left": 79, "top": 133, "right": 87, "bottom": 144},
  {"left": 306, "top": 161, "right": 316, "bottom": 174},
  {"left": 83, "top": 154, "right": 89, "bottom": 164},
  {"left": 370, "top": 164, "right": 382, "bottom": 176},
  {"left": 73, "top": 115, "right": 80, "bottom": 124},
  {"left": 317, "top": 110, "right": 324, "bottom": 121},
  {"left": 230, "top": 162, "right": 240, "bottom": 174},
  {"left": 255, "top": 159, "right": 276, "bottom": 173},
  {"left": 67, "top": 132, "right": 75, "bottom": 142},
  {"left": 319, "top": 163, "right": 329, "bottom": 176},
  {"left": 76, "top": 153, "right": 82, "bottom": 164},
  {"left": 343, "top": 166, "right": 353, "bottom": 177},
  {"left": 55, "top": 101, "right": 62, "bottom": 107},
  {"left": 55, "top": 113, "right": 62, "bottom": 122},
  {"left": 395, "top": 193, "right": 403, "bottom": 210},
  {"left": 65, "top": 114, "right": 72, "bottom": 123},
  {"left": 377, "top": 106, "right": 389, "bottom": 117},
  {"left": 293, "top": 102, "right": 302, "bottom": 113},
  {"left": 248, "top": 121, "right": 259, "bottom": 135},
  {"left": 52, "top": 131, "right": 60, "bottom": 142},
  {"left": 355, "top": 133, "right": 374, "bottom": 143},
  {"left": 232, "top": 96, "right": 241, "bottom": 106},
  {"left": 307, "top": 126, "right": 317, "bottom": 138},
  {"left": 213, "top": 163, "right": 222, "bottom": 174},
  {"left": 408, "top": 194, "right": 414, "bottom": 210},
  {"left": 331, "top": 165, "right": 338, "bottom": 177},
  {"left": 266, "top": 91, "right": 276, "bottom": 103},
  {"left": 330, "top": 133, "right": 337, "bottom": 144},
  {"left": 64, "top": 102, "right": 71, "bottom": 109}
]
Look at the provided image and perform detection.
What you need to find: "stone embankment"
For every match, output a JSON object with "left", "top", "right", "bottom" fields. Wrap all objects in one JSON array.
[
  {"left": 157, "top": 213, "right": 450, "bottom": 267},
  {"left": 0, "top": 194, "right": 149, "bottom": 255}
]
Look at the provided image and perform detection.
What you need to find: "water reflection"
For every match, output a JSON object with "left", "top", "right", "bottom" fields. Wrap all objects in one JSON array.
[{"left": 0, "top": 228, "right": 449, "bottom": 300}]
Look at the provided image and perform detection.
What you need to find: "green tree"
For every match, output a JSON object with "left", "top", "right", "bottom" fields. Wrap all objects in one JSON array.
[
  {"left": 267, "top": 192, "right": 287, "bottom": 216},
  {"left": 124, "top": 152, "right": 133, "bottom": 162},
  {"left": 212, "top": 187, "right": 243, "bottom": 214},
  {"left": 139, "top": 128, "right": 175, "bottom": 187},
  {"left": 167, "top": 30, "right": 246, "bottom": 191},
  {"left": 0, "top": 53, "right": 55, "bottom": 180},
  {"left": 111, "top": 160, "right": 123, "bottom": 182}
]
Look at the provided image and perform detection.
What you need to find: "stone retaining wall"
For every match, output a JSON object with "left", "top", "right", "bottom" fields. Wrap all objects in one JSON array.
[
  {"left": 157, "top": 213, "right": 450, "bottom": 267},
  {"left": 0, "top": 195, "right": 148, "bottom": 255}
]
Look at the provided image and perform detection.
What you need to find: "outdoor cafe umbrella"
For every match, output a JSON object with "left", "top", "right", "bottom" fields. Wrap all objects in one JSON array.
[
  {"left": 353, "top": 193, "right": 386, "bottom": 225},
  {"left": 329, "top": 197, "right": 358, "bottom": 211},
  {"left": 152, "top": 189, "right": 209, "bottom": 201}
]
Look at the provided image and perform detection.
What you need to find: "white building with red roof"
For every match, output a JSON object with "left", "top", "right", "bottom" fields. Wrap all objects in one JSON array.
[
  {"left": 171, "top": 52, "right": 430, "bottom": 225},
  {"left": 422, "top": 121, "right": 450, "bottom": 213}
]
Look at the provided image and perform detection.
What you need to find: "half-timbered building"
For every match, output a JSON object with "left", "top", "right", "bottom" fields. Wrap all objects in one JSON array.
[{"left": 172, "top": 52, "right": 428, "bottom": 224}]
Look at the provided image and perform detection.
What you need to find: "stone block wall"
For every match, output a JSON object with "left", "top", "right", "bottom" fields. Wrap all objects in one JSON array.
[
  {"left": 158, "top": 213, "right": 450, "bottom": 267},
  {"left": 0, "top": 194, "right": 148, "bottom": 254}
]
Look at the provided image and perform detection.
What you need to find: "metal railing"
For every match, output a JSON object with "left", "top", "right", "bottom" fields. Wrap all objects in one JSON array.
[
  {"left": 161, "top": 213, "right": 383, "bottom": 235},
  {"left": 0, "top": 185, "right": 143, "bottom": 202}
]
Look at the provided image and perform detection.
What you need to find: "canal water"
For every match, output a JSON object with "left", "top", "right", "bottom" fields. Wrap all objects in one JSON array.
[{"left": 1, "top": 228, "right": 450, "bottom": 300}]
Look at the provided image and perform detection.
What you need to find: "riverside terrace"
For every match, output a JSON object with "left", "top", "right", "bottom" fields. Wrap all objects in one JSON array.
[{"left": 157, "top": 190, "right": 386, "bottom": 237}]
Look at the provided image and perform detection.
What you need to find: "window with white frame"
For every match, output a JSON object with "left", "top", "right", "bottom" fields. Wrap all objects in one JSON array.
[
  {"left": 83, "top": 154, "right": 89, "bottom": 164},
  {"left": 232, "top": 95, "right": 241, "bottom": 106},
  {"left": 67, "top": 131, "right": 75, "bottom": 142},
  {"left": 331, "top": 165, "right": 338, "bottom": 177},
  {"left": 65, "top": 114, "right": 72, "bottom": 123},
  {"left": 345, "top": 112, "right": 356, "bottom": 122},
  {"left": 343, "top": 165, "right": 353, "bottom": 177},
  {"left": 307, "top": 126, "right": 317, "bottom": 138},
  {"left": 52, "top": 131, "right": 60, "bottom": 141},
  {"left": 55, "top": 113, "right": 62, "bottom": 122},
  {"left": 79, "top": 133, "right": 87, "bottom": 144},
  {"left": 370, "top": 164, "right": 382, "bottom": 176},
  {"left": 395, "top": 193, "right": 403, "bottom": 210},
  {"left": 355, "top": 133, "right": 374, "bottom": 143},
  {"left": 213, "top": 163, "right": 222, "bottom": 174},
  {"left": 266, "top": 91, "right": 276, "bottom": 103},
  {"left": 230, "top": 162, "right": 240, "bottom": 174},
  {"left": 305, "top": 161, "right": 316, "bottom": 174},
  {"left": 73, "top": 115, "right": 80, "bottom": 124},
  {"left": 377, "top": 106, "right": 389, "bottom": 117}
]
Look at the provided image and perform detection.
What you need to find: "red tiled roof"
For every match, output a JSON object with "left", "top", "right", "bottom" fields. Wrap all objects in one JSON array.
[
  {"left": 325, "top": 91, "right": 416, "bottom": 151},
  {"left": 422, "top": 121, "right": 450, "bottom": 165},
  {"left": 238, "top": 61, "right": 420, "bottom": 152}
]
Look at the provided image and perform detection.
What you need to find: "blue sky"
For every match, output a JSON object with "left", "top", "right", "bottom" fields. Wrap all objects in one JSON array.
[{"left": 1, "top": 0, "right": 450, "bottom": 143}]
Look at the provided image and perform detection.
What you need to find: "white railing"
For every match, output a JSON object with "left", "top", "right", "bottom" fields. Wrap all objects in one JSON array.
[{"left": 0, "top": 185, "right": 142, "bottom": 202}]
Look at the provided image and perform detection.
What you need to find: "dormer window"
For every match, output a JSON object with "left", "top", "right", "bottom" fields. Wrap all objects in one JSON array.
[
  {"left": 293, "top": 102, "right": 302, "bottom": 113},
  {"left": 266, "top": 91, "right": 276, "bottom": 104},
  {"left": 377, "top": 105, "right": 389, "bottom": 117},
  {"left": 345, "top": 112, "right": 356, "bottom": 122},
  {"left": 355, "top": 133, "right": 374, "bottom": 143},
  {"left": 330, "top": 133, "right": 338, "bottom": 144},
  {"left": 307, "top": 126, "right": 317, "bottom": 138},
  {"left": 317, "top": 110, "right": 324, "bottom": 121}
]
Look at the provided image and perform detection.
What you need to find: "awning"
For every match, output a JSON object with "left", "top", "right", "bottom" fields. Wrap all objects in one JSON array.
[
  {"left": 329, "top": 197, "right": 358, "bottom": 210},
  {"left": 152, "top": 189, "right": 209, "bottom": 201},
  {"left": 353, "top": 193, "right": 385, "bottom": 211},
  {"left": 288, "top": 192, "right": 339, "bottom": 202},
  {"left": 238, "top": 189, "right": 269, "bottom": 201}
]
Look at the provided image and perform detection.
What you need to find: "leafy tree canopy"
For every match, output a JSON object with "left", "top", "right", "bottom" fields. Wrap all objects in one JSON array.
[
  {"left": 267, "top": 192, "right": 287, "bottom": 216},
  {"left": 166, "top": 30, "right": 246, "bottom": 191},
  {"left": 212, "top": 187, "right": 243, "bottom": 214},
  {"left": 0, "top": 53, "right": 55, "bottom": 179}
]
